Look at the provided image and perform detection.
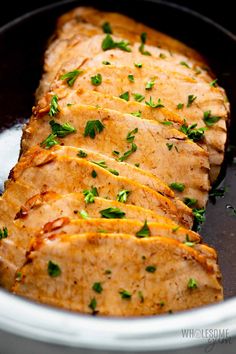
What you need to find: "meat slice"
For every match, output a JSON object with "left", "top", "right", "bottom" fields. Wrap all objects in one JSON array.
[
  {"left": 13, "top": 232, "right": 223, "bottom": 316},
  {"left": 22, "top": 105, "right": 210, "bottom": 206},
  {"left": 6, "top": 146, "right": 192, "bottom": 227}
]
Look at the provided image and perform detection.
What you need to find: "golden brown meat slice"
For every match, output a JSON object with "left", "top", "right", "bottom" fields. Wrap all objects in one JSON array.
[
  {"left": 13, "top": 233, "right": 223, "bottom": 316},
  {"left": 5, "top": 146, "right": 192, "bottom": 227},
  {"left": 22, "top": 105, "right": 210, "bottom": 207}
]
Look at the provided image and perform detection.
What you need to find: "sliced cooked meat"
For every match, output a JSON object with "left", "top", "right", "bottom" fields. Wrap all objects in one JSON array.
[
  {"left": 22, "top": 105, "right": 210, "bottom": 207},
  {"left": 6, "top": 146, "right": 192, "bottom": 227},
  {"left": 13, "top": 232, "right": 223, "bottom": 316}
]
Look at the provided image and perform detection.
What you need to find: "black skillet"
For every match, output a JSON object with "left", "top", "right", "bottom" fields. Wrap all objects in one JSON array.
[{"left": 0, "top": 0, "right": 235, "bottom": 299}]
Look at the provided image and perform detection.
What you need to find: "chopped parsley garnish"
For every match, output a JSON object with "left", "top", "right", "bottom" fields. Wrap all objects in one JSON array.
[
  {"left": 118, "top": 143, "right": 137, "bottom": 162},
  {"left": 159, "top": 301, "right": 165, "bottom": 307},
  {"left": 139, "top": 32, "right": 151, "bottom": 56},
  {"left": 88, "top": 298, "right": 97, "bottom": 311},
  {"left": 187, "top": 278, "right": 198, "bottom": 289},
  {"left": 15, "top": 272, "right": 22, "bottom": 282},
  {"left": 126, "top": 128, "right": 138, "bottom": 143},
  {"left": 49, "top": 95, "right": 60, "bottom": 117},
  {"left": 172, "top": 226, "right": 180, "bottom": 232},
  {"left": 80, "top": 210, "right": 89, "bottom": 219},
  {"left": 180, "top": 120, "right": 206, "bottom": 142},
  {"left": 117, "top": 190, "right": 130, "bottom": 203},
  {"left": 48, "top": 261, "right": 61, "bottom": 277},
  {"left": 83, "top": 187, "right": 98, "bottom": 204},
  {"left": 210, "top": 78, "right": 218, "bottom": 87},
  {"left": 105, "top": 269, "right": 112, "bottom": 275},
  {"left": 119, "top": 289, "right": 132, "bottom": 299},
  {"left": 145, "top": 97, "right": 164, "bottom": 108},
  {"left": 187, "top": 94, "right": 197, "bottom": 107},
  {"left": 77, "top": 149, "right": 87, "bottom": 158},
  {"left": 119, "top": 91, "right": 129, "bottom": 101},
  {"left": 166, "top": 143, "right": 173, "bottom": 151},
  {"left": 92, "top": 282, "right": 103, "bottom": 293},
  {"left": 180, "top": 61, "right": 190, "bottom": 68},
  {"left": 102, "top": 60, "right": 111, "bottom": 65},
  {"left": 60, "top": 70, "right": 82, "bottom": 87},
  {"left": 40, "top": 134, "right": 59, "bottom": 149},
  {"left": 169, "top": 182, "right": 185, "bottom": 192},
  {"left": 145, "top": 265, "right": 156, "bottom": 273},
  {"left": 184, "top": 234, "right": 195, "bottom": 247},
  {"left": 184, "top": 197, "right": 197, "bottom": 207},
  {"left": 193, "top": 208, "right": 206, "bottom": 226},
  {"left": 134, "top": 62, "right": 142, "bottom": 68},
  {"left": 136, "top": 220, "right": 150, "bottom": 238},
  {"left": 128, "top": 74, "right": 135, "bottom": 82},
  {"left": 133, "top": 93, "right": 145, "bottom": 102},
  {"left": 102, "top": 22, "right": 112, "bottom": 34},
  {"left": 161, "top": 121, "right": 173, "bottom": 126},
  {"left": 203, "top": 110, "right": 220, "bottom": 127},
  {"left": 112, "top": 150, "right": 120, "bottom": 156},
  {"left": 159, "top": 53, "right": 166, "bottom": 59},
  {"left": 84, "top": 120, "right": 105, "bottom": 139},
  {"left": 100, "top": 207, "right": 126, "bottom": 219},
  {"left": 50, "top": 120, "right": 76, "bottom": 138},
  {"left": 102, "top": 34, "right": 131, "bottom": 52},
  {"left": 138, "top": 291, "right": 144, "bottom": 302},
  {"left": 135, "top": 163, "right": 140, "bottom": 167},
  {"left": 91, "top": 170, "right": 97, "bottom": 178},
  {"left": 177, "top": 103, "right": 184, "bottom": 110},
  {"left": 0, "top": 227, "right": 8, "bottom": 240},
  {"left": 145, "top": 80, "right": 155, "bottom": 90},
  {"left": 91, "top": 73, "right": 102, "bottom": 86},
  {"left": 131, "top": 110, "right": 142, "bottom": 118},
  {"left": 91, "top": 160, "right": 119, "bottom": 176}
]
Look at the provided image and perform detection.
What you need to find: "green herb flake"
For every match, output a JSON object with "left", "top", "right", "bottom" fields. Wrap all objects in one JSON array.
[
  {"left": 91, "top": 170, "right": 97, "bottom": 178},
  {"left": 145, "top": 265, "right": 156, "bottom": 273},
  {"left": 40, "top": 134, "right": 59, "bottom": 149},
  {"left": 102, "top": 60, "right": 111, "bottom": 65},
  {"left": 131, "top": 110, "right": 142, "bottom": 117},
  {"left": 83, "top": 187, "right": 98, "bottom": 204},
  {"left": 84, "top": 120, "right": 105, "bottom": 139},
  {"left": 210, "top": 78, "right": 218, "bottom": 87},
  {"left": 92, "top": 282, "right": 103, "bottom": 294},
  {"left": 105, "top": 269, "right": 112, "bottom": 275},
  {"left": 135, "top": 163, "right": 140, "bottom": 168},
  {"left": 193, "top": 208, "right": 206, "bottom": 226},
  {"left": 102, "top": 34, "right": 131, "bottom": 52},
  {"left": 169, "top": 182, "right": 185, "bottom": 192},
  {"left": 50, "top": 120, "right": 76, "bottom": 138},
  {"left": 159, "top": 301, "right": 165, "bottom": 307},
  {"left": 48, "top": 260, "right": 61, "bottom": 277},
  {"left": 128, "top": 74, "right": 135, "bottom": 83},
  {"left": 100, "top": 207, "right": 126, "bottom": 219},
  {"left": 134, "top": 62, "right": 143, "bottom": 68},
  {"left": 102, "top": 22, "right": 112, "bottom": 34},
  {"left": 91, "top": 73, "right": 102, "bottom": 86},
  {"left": 117, "top": 190, "right": 130, "bottom": 203},
  {"left": 180, "top": 61, "right": 190, "bottom": 68},
  {"left": 136, "top": 220, "right": 150, "bottom": 238},
  {"left": 118, "top": 143, "right": 137, "bottom": 162},
  {"left": 177, "top": 103, "right": 184, "bottom": 110},
  {"left": 119, "top": 289, "right": 132, "bottom": 299},
  {"left": 119, "top": 91, "right": 130, "bottom": 101},
  {"left": 187, "top": 278, "right": 198, "bottom": 289},
  {"left": 166, "top": 143, "right": 173, "bottom": 151},
  {"left": 138, "top": 291, "right": 144, "bottom": 303},
  {"left": 60, "top": 70, "right": 82, "bottom": 87},
  {"left": 145, "top": 80, "right": 155, "bottom": 90},
  {"left": 126, "top": 128, "right": 138, "bottom": 143},
  {"left": 77, "top": 149, "right": 87, "bottom": 158},
  {"left": 132, "top": 93, "right": 145, "bottom": 102},
  {"left": 49, "top": 95, "right": 60, "bottom": 117},
  {"left": 184, "top": 235, "right": 195, "bottom": 247},
  {"left": 161, "top": 121, "right": 173, "bottom": 126},
  {"left": 112, "top": 150, "right": 120, "bottom": 156},
  {"left": 180, "top": 120, "right": 206, "bottom": 142},
  {"left": 15, "top": 272, "right": 22, "bottom": 282},
  {"left": 0, "top": 227, "right": 8, "bottom": 240},
  {"left": 187, "top": 95, "right": 197, "bottom": 107},
  {"left": 159, "top": 53, "right": 166, "bottom": 59},
  {"left": 80, "top": 210, "right": 89, "bottom": 219},
  {"left": 172, "top": 226, "right": 180, "bottom": 232},
  {"left": 184, "top": 197, "right": 197, "bottom": 207},
  {"left": 91, "top": 160, "right": 119, "bottom": 176},
  {"left": 139, "top": 32, "right": 151, "bottom": 56},
  {"left": 203, "top": 110, "right": 220, "bottom": 127},
  {"left": 145, "top": 97, "right": 164, "bottom": 108},
  {"left": 88, "top": 298, "right": 97, "bottom": 312}
]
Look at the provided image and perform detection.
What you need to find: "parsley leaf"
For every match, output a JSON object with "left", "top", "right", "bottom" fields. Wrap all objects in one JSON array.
[
  {"left": 119, "top": 91, "right": 129, "bottom": 101},
  {"left": 117, "top": 190, "right": 130, "bottom": 203},
  {"left": 136, "top": 220, "right": 150, "bottom": 238},
  {"left": 100, "top": 207, "right": 126, "bottom": 219},
  {"left": 187, "top": 95, "right": 197, "bottom": 107},
  {"left": 169, "top": 182, "right": 185, "bottom": 192},
  {"left": 180, "top": 120, "right": 206, "bottom": 141},
  {"left": 60, "top": 70, "right": 82, "bottom": 87},
  {"left": 210, "top": 78, "right": 218, "bottom": 87},
  {"left": 40, "top": 134, "right": 59, "bottom": 149},
  {"left": 84, "top": 120, "right": 105, "bottom": 139},
  {"left": 139, "top": 32, "right": 151, "bottom": 56},
  {"left": 126, "top": 128, "right": 138, "bottom": 143},
  {"left": 145, "top": 80, "right": 155, "bottom": 90},
  {"left": 102, "top": 34, "right": 131, "bottom": 52},
  {"left": 145, "top": 97, "right": 164, "bottom": 108},
  {"left": 80, "top": 210, "right": 89, "bottom": 219},
  {"left": 203, "top": 110, "right": 220, "bottom": 127},
  {"left": 161, "top": 121, "right": 173, "bottom": 126},
  {"left": 102, "top": 22, "right": 112, "bottom": 34},
  {"left": 102, "top": 60, "right": 111, "bottom": 65},
  {"left": 119, "top": 289, "right": 132, "bottom": 299},
  {"left": 184, "top": 197, "right": 197, "bottom": 207},
  {"left": 91, "top": 170, "right": 97, "bottom": 178},
  {"left": 128, "top": 74, "right": 135, "bottom": 82},
  {"left": 50, "top": 120, "right": 76, "bottom": 138},
  {"left": 180, "top": 61, "right": 190, "bottom": 68},
  {"left": 83, "top": 187, "right": 98, "bottom": 204},
  {"left": 88, "top": 298, "right": 97, "bottom": 312},
  {"left": 159, "top": 53, "right": 166, "bottom": 59},
  {"left": 49, "top": 95, "right": 60, "bottom": 117},
  {"left": 132, "top": 93, "right": 145, "bottom": 102},
  {"left": 118, "top": 142, "right": 137, "bottom": 162},
  {"left": 91, "top": 160, "right": 119, "bottom": 176},
  {"left": 91, "top": 73, "right": 102, "bottom": 86},
  {"left": 77, "top": 149, "right": 87, "bottom": 158},
  {"left": 134, "top": 62, "right": 142, "bottom": 68},
  {"left": 187, "top": 278, "right": 198, "bottom": 289},
  {"left": 177, "top": 103, "right": 184, "bottom": 110},
  {"left": 92, "top": 282, "right": 103, "bottom": 293},
  {"left": 48, "top": 261, "right": 61, "bottom": 277},
  {"left": 0, "top": 227, "right": 8, "bottom": 240},
  {"left": 131, "top": 110, "right": 142, "bottom": 117},
  {"left": 145, "top": 265, "right": 156, "bottom": 273},
  {"left": 193, "top": 208, "right": 206, "bottom": 227},
  {"left": 166, "top": 143, "right": 173, "bottom": 151}
]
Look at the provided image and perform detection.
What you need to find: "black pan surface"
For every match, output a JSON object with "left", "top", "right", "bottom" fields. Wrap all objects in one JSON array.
[{"left": 0, "top": 0, "right": 236, "bottom": 299}]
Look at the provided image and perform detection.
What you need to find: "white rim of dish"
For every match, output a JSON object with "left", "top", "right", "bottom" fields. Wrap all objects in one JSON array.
[{"left": 0, "top": 0, "right": 235, "bottom": 351}]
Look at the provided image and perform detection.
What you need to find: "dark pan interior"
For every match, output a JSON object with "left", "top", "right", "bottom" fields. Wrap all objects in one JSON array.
[{"left": 0, "top": 0, "right": 235, "bottom": 298}]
